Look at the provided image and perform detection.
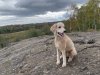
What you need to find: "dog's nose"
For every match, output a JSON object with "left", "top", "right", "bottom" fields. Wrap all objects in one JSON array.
[{"left": 64, "top": 30, "right": 66, "bottom": 33}]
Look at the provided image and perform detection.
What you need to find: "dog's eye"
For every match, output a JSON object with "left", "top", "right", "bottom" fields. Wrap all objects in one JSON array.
[{"left": 58, "top": 26, "right": 61, "bottom": 28}]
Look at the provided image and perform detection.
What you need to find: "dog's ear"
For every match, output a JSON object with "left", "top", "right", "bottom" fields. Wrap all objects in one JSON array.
[{"left": 50, "top": 24, "right": 57, "bottom": 33}]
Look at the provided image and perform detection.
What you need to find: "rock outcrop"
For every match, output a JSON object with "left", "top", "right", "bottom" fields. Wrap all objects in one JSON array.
[{"left": 0, "top": 32, "right": 100, "bottom": 75}]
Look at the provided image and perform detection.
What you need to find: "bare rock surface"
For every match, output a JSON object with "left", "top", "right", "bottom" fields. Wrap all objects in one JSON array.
[{"left": 0, "top": 32, "right": 100, "bottom": 75}]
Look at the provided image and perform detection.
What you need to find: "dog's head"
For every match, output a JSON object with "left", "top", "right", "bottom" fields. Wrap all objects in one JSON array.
[{"left": 50, "top": 22, "right": 65, "bottom": 36}]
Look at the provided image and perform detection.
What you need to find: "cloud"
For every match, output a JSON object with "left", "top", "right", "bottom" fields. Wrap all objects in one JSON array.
[
  {"left": 0, "top": 0, "right": 74, "bottom": 17},
  {"left": 0, "top": 0, "right": 87, "bottom": 17},
  {"left": 0, "top": 0, "right": 88, "bottom": 25},
  {"left": 0, "top": 15, "right": 15, "bottom": 20},
  {"left": 0, "top": 11, "right": 68, "bottom": 25}
]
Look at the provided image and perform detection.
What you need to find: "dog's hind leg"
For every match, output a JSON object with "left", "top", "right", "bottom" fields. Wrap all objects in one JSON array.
[
  {"left": 68, "top": 48, "right": 77, "bottom": 62},
  {"left": 60, "top": 51, "right": 69, "bottom": 59}
]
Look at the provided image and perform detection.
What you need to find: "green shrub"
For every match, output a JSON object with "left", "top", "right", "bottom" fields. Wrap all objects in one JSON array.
[
  {"left": 27, "top": 28, "right": 44, "bottom": 37},
  {"left": 41, "top": 25, "right": 52, "bottom": 35},
  {"left": 0, "top": 36, "right": 7, "bottom": 48},
  {"left": 0, "top": 42, "right": 7, "bottom": 48}
]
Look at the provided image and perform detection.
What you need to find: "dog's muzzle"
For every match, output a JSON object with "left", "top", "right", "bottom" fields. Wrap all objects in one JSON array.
[{"left": 58, "top": 32, "right": 64, "bottom": 37}]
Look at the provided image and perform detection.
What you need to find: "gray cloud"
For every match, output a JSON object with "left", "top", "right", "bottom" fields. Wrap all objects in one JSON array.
[
  {"left": 0, "top": 0, "right": 88, "bottom": 25},
  {"left": 0, "top": 0, "right": 87, "bottom": 17},
  {"left": 18, "top": 0, "right": 73, "bottom": 16}
]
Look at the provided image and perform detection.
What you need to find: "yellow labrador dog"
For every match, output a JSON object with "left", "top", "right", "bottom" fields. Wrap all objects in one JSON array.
[{"left": 50, "top": 22, "right": 77, "bottom": 67}]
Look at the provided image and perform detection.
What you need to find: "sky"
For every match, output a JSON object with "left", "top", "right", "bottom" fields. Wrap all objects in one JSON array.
[{"left": 0, "top": 0, "right": 88, "bottom": 26}]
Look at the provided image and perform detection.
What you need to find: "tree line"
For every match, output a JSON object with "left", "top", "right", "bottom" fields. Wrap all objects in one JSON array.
[
  {"left": 64, "top": 0, "right": 100, "bottom": 32},
  {"left": 0, "top": 22, "right": 55, "bottom": 34}
]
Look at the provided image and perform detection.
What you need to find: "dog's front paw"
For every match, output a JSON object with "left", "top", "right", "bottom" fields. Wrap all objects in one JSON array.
[
  {"left": 56, "top": 61, "right": 60, "bottom": 65},
  {"left": 68, "top": 57, "right": 72, "bottom": 62},
  {"left": 60, "top": 55, "right": 62, "bottom": 59},
  {"left": 62, "top": 63, "right": 66, "bottom": 67}
]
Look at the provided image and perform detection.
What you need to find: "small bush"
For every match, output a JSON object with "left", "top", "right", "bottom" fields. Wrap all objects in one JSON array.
[
  {"left": 0, "top": 42, "right": 8, "bottom": 48},
  {"left": 41, "top": 25, "right": 52, "bottom": 35},
  {"left": 87, "top": 29, "right": 95, "bottom": 32},
  {"left": 27, "top": 28, "right": 44, "bottom": 37}
]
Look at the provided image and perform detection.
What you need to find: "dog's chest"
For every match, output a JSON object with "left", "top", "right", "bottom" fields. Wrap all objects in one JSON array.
[{"left": 55, "top": 38, "right": 66, "bottom": 50}]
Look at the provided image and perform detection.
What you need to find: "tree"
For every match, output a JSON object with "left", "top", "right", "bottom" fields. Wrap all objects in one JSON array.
[{"left": 65, "top": 0, "right": 100, "bottom": 32}]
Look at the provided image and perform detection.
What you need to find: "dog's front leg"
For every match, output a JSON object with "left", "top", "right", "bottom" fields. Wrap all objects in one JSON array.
[
  {"left": 56, "top": 48, "right": 60, "bottom": 65},
  {"left": 62, "top": 50, "right": 66, "bottom": 67}
]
